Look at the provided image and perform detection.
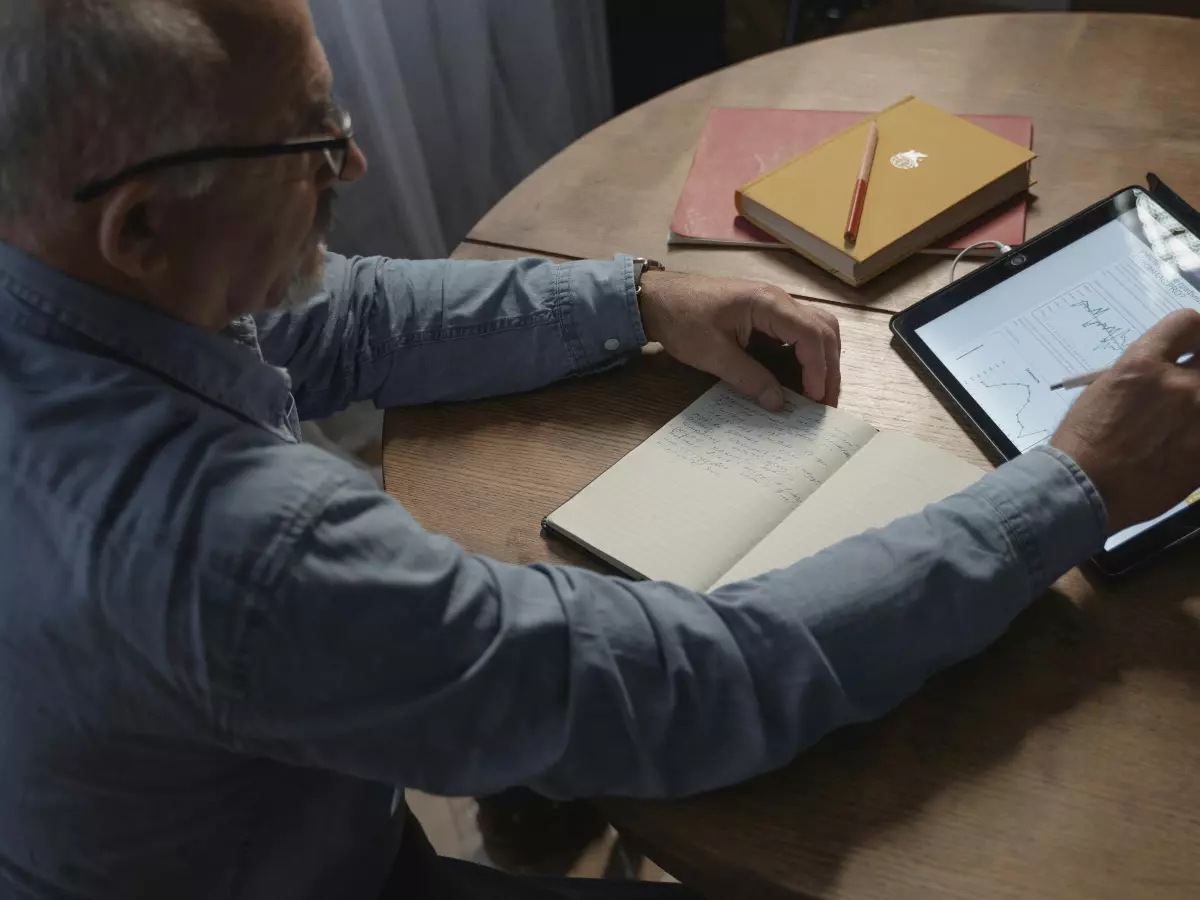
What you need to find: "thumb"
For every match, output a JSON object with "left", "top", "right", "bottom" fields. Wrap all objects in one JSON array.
[{"left": 706, "top": 337, "right": 786, "bottom": 410}]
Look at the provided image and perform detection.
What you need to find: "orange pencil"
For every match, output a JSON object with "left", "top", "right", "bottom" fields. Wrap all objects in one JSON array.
[{"left": 843, "top": 120, "right": 879, "bottom": 245}]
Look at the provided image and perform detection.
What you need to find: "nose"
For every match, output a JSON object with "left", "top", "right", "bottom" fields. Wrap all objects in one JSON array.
[
  {"left": 341, "top": 139, "right": 368, "bottom": 182},
  {"left": 315, "top": 139, "right": 368, "bottom": 192}
]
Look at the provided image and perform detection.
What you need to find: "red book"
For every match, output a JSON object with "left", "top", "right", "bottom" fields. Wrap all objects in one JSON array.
[{"left": 670, "top": 108, "right": 1033, "bottom": 256}]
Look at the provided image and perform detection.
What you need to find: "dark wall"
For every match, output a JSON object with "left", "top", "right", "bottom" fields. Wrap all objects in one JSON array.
[
  {"left": 606, "top": 0, "right": 728, "bottom": 112},
  {"left": 605, "top": 0, "right": 1198, "bottom": 115},
  {"left": 1077, "top": 1, "right": 1198, "bottom": 11}
]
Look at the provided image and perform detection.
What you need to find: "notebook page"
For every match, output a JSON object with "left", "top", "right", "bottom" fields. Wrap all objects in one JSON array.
[
  {"left": 545, "top": 383, "right": 878, "bottom": 591},
  {"left": 714, "top": 430, "right": 984, "bottom": 587}
]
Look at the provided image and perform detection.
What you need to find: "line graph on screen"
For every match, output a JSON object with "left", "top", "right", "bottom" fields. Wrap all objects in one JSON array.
[
  {"left": 965, "top": 358, "right": 1058, "bottom": 450},
  {"left": 943, "top": 249, "right": 1200, "bottom": 454},
  {"left": 951, "top": 334, "right": 1072, "bottom": 452},
  {"left": 1029, "top": 280, "right": 1142, "bottom": 369}
]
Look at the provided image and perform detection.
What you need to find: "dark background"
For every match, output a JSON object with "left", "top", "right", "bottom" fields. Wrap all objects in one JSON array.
[{"left": 606, "top": 0, "right": 1198, "bottom": 113}]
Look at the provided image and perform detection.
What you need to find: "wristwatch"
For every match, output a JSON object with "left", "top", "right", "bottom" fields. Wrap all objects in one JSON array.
[{"left": 632, "top": 257, "right": 665, "bottom": 295}]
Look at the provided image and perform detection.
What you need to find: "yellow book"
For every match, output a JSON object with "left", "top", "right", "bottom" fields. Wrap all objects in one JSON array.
[{"left": 735, "top": 97, "right": 1036, "bottom": 286}]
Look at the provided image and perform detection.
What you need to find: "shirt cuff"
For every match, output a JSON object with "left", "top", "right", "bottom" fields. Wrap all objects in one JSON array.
[
  {"left": 974, "top": 445, "right": 1109, "bottom": 588},
  {"left": 555, "top": 254, "right": 647, "bottom": 375}
]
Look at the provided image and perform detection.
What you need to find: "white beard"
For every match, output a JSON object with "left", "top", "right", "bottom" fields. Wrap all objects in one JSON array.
[{"left": 281, "top": 241, "right": 328, "bottom": 310}]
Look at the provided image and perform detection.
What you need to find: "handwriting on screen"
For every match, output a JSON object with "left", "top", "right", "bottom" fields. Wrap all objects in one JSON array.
[{"left": 654, "top": 386, "right": 864, "bottom": 504}]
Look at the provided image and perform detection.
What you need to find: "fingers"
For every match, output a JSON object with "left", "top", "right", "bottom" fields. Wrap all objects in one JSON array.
[
  {"left": 709, "top": 337, "right": 788, "bottom": 411},
  {"left": 749, "top": 288, "right": 842, "bottom": 405},
  {"left": 796, "top": 328, "right": 829, "bottom": 403},
  {"left": 823, "top": 338, "right": 843, "bottom": 407},
  {"left": 813, "top": 307, "right": 842, "bottom": 407},
  {"left": 1131, "top": 308, "right": 1200, "bottom": 362}
]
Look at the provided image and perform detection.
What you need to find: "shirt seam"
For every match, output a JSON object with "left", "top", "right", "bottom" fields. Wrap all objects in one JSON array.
[
  {"left": 298, "top": 314, "right": 564, "bottom": 399},
  {"left": 973, "top": 483, "right": 1042, "bottom": 592},
  {"left": 2, "top": 456, "right": 335, "bottom": 742},
  {"left": 221, "top": 474, "right": 353, "bottom": 736},
  {"left": 2, "top": 461, "right": 287, "bottom": 595},
  {"left": 553, "top": 261, "right": 587, "bottom": 373},
  {"left": 1, "top": 275, "right": 291, "bottom": 435},
  {"left": 617, "top": 254, "right": 648, "bottom": 347},
  {"left": 368, "top": 310, "right": 558, "bottom": 353},
  {"left": 348, "top": 310, "right": 557, "bottom": 369},
  {"left": 219, "top": 478, "right": 346, "bottom": 899},
  {"left": 0, "top": 476, "right": 283, "bottom": 757},
  {"left": 1041, "top": 446, "right": 1110, "bottom": 532}
]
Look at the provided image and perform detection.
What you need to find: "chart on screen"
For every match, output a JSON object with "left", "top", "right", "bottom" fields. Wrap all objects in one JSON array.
[
  {"left": 1028, "top": 280, "right": 1139, "bottom": 369},
  {"left": 951, "top": 332, "right": 1070, "bottom": 451},
  {"left": 946, "top": 245, "right": 1200, "bottom": 451}
]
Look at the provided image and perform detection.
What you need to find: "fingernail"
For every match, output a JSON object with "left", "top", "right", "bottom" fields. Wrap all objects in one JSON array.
[{"left": 759, "top": 386, "right": 784, "bottom": 410}]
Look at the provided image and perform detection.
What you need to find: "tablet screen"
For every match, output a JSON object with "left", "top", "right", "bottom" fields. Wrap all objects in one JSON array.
[{"left": 915, "top": 192, "right": 1200, "bottom": 551}]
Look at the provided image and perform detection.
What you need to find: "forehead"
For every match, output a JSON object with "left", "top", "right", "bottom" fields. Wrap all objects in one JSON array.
[
  {"left": 303, "top": 37, "right": 334, "bottom": 102},
  {"left": 200, "top": 0, "right": 330, "bottom": 127}
]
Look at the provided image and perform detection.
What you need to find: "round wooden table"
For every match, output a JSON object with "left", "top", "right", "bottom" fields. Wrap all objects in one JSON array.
[{"left": 384, "top": 14, "right": 1200, "bottom": 900}]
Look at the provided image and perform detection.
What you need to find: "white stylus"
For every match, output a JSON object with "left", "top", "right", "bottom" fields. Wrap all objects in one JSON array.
[
  {"left": 1050, "top": 352, "right": 1195, "bottom": 391},
  {"left": 1049, "top": 369, "right": 1107, "bottom": 391}
]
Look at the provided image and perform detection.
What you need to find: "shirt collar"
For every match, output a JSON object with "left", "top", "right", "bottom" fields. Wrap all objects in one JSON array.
[{"left": 0, "top": 241, "right": 293, "bottom": 427}]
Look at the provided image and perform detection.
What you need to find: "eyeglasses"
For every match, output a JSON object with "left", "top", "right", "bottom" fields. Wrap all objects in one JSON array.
[{"left": 73, "top": 107, "right": 355, "bottom": 203}]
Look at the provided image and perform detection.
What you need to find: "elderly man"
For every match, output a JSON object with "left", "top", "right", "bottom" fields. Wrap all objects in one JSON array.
[{"left": 2, "top": 2, "right": 1199, "bottom": 899}]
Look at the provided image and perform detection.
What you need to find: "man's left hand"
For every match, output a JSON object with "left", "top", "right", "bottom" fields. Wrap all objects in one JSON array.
[{"left": 637, "top": 271, "right": 842, "bottom": 410}]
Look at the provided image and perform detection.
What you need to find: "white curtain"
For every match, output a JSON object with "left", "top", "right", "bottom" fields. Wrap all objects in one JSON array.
[
  {"left": 305, "top": 0, "right": 614, "bottom": 474},
  {"left": 311, "top": 0, "right": 614, "bottom": 260}
]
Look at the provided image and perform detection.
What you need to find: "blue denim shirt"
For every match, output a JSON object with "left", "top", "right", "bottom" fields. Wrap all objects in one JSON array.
[{"left": 0, "top": 241, "right": 1107, "bottom": 900}]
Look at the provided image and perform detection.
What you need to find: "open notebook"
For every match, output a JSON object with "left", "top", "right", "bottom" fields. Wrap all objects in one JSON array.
[{"left": 544, "top": 383, "right": 985, "bottom": 592}]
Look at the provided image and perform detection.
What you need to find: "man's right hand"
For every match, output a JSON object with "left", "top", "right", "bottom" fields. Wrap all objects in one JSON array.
[{"left": 1050, "top": 309, "right": 1200, "bottom": 533}]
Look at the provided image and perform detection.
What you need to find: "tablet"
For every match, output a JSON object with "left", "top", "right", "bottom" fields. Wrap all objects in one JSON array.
[{"left": 891, "top": 180, "right": 1200, "bottom": 575}]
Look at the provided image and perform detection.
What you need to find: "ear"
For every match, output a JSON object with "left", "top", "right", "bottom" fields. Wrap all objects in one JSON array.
[{"left": 95, "top": 181, "right": 171, "bottom": 282}]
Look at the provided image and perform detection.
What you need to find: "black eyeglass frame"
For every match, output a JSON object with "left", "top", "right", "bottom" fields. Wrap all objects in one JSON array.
[{"left": 73, "top": 109, "right": 354, "bottom": 203}]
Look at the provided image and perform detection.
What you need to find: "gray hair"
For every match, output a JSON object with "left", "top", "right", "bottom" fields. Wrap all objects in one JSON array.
[{"left": 0, "top": 1, "right": 230, "bottom": 226}]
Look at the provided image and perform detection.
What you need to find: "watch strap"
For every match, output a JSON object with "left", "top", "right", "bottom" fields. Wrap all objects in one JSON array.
[{"left": 632, "top": 257, "right": 666, "bottom": 294}]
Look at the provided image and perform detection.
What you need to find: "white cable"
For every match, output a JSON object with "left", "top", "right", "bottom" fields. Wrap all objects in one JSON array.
[{"left": 948, "top": 240, "right": 1013, "bottom": 284}]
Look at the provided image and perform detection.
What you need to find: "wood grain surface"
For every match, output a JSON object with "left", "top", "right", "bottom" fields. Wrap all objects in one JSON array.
[
  {"left": 385, "top": 16, "right": 1200, "bottom": 897},
  {"left": 385, "top": 243, "right": 1200, "bottom": 899},
  {"left": 469, "top": 13, "right": 1200, "bottom": 313},
  {"left": 386, "top": 244, "right": 991, "bottom": 569}
]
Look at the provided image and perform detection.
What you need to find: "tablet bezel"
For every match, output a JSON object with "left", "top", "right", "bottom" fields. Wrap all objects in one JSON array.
[{"left": 890, "top": 184, "right": 1200, "bottom": 576}]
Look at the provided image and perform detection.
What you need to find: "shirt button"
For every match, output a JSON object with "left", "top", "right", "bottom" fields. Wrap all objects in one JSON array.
[{"left": 604, "top": 338, "right": 620, "bottom": 352}]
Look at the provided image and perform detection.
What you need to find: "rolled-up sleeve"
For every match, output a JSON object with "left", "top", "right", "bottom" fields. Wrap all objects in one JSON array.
[
  {"left": 253, "top": 253, "right": 645, "bottom": 420},
  {"left": 224, "top": 446, "right": 1106, "bottom": 800}
]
